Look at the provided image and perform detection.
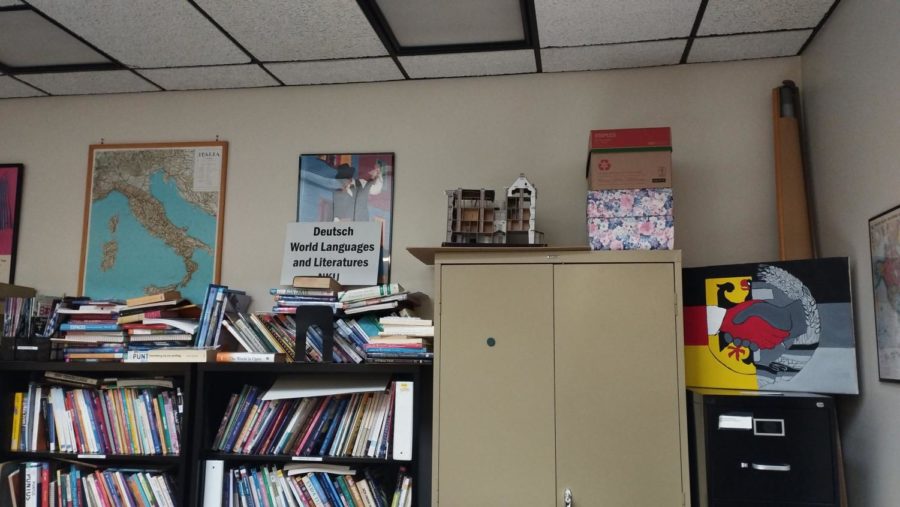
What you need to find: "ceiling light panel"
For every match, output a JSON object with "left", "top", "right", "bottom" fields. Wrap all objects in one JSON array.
[
  {"left": 17, "top": 70, "right": 158, "bottom": 95},
  {"left": 542, "top": 39, "right": 686, "bottom": 72},
  {"left": 376, "top": 0, "right": 524, "bottom": 47},
  {"left": 194, "top": 0, "right": 387, "bottom": 62},
  {"left": 266, "top": 58, "right": 402, "bottom": 85},
  {"left": 0, "top": 10, "right": 109, "bottom": 67},
  {"left": 689, "top": 30, "right": 812, "bottom": 63},
  {"left": 26, "top": 0, "right": 249, "bottom": 68},
  {"left": 0, "top": 75, "right": 45, "bottom": 98},
  {"left": 138, "top": 65, "right": 279, "bottom": 91},
  {"left": 535, "top": 0, "right": 702, "bottom": 47},
  {"left": 400, "top": 50, "right": 535, "bottom": 79},
  {"left": 699, "top": 0, "right": 834, "bottom": 35}
]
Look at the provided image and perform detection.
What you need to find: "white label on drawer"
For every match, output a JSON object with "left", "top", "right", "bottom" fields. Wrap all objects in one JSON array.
[
  {"left": 16, "top": 346, "right": 38, "bottom": 351},
  {"left": 291, "top": 456, "right": 323, "bottom": 462},
  {"left": 718, "top": 414, "right": 753, "bottom": 430}
]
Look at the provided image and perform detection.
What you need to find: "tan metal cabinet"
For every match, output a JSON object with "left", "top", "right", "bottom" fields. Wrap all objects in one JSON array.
[{"left": 430, "top": 249, "right": 690, "bottom": 507}]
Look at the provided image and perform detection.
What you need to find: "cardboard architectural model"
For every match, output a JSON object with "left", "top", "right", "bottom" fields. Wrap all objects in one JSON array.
[{"left": 444, "top": 174, "right": 544, "bottom": 246}]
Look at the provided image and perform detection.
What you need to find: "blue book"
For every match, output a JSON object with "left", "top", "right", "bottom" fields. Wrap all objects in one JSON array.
[
  {"left": 223, "top": 387, "right": 259, "bottom": 451},
  {"left": 319, "top": 472, "right": 344, "bottom": 506},
  {"left": 308, "top": 473, "right": 334, "bottom": 507},
  {"left": 142, "top": 392, "right": 162, "bottom": 455},
  {"left": 303, "top": 397, "right": 338, "bottom": 456},
  {"left": 194, "top": 284, "right": 224, "bottom": 347},
  {"left": 318, "top": 397, "right": 349, "bottom": 456},
  {"left": 71, "top": 467, "right": 81, "bottom": 507},
  {"left": 60, "top": 322, "right": 120, "bottom": 331},
  {"left": 102, "top": 472, "right": 124, "bottom": 507}
]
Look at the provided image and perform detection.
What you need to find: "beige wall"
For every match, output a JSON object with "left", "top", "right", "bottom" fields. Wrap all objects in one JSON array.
[
  {"left": 803, "top": 0, "right": 900, "bottom": 505},
  {"left": 0, "top": 57, "right": 798, "bottom": 308}
]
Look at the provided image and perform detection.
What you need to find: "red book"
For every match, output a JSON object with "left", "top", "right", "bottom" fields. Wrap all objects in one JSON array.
[
  {"left": 121, "top": 323, "right": 171, "bottom": 330},
  {"left": 40, "top": 463, "right": 49, "bottom": 506},
  {"left": 65, "top": 391, "right": 84, "bottom": 453},
  {"left": 89, "top": 391, "right": 111, "bottom": 453},
  {"left": 257, "top": 399, "right": 295, "bottom": 455},
  {"left": 293, "top": 396, "right": 332, "bottom": 455}
]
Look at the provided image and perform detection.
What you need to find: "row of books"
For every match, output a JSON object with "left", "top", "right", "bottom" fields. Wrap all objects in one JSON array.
[
  {"left": 212, "top": 381, "right": 412, "bottom": 460},
  {"left": 0, "top": 461, "right": 175, "bottom": 507},
  {"left": 2, "top": 296, "right": 60, "bottom": 338},
  {"left": 205, "top": 462, "right": 411, "bottom": 507},
  {"left": 10, "top": 381, "right": 182, "bottom": 456}
]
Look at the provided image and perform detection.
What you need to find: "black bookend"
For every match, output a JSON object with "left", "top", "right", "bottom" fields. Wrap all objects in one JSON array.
[{"left": 292, "top": 306, "right": 334, "bottom": 362}]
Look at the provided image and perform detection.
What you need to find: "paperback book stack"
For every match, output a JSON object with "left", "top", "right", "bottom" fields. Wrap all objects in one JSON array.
[
  {"left": 0, "top": 461, "right": 176, "bottom": 507},
  {"left": 55, "top": 300, "right": 127, "bottom": 362},
  {"left": 271, "top": 276, "right": 342, "bottom": 315},
  {"left": 211, "top": 381, "right": 413, "bottom": 460},
  {"left": 338, "top": 283, "right": 408, "bottom": 316},
  {"left": 117, "top": 290, "right": 197, "bottom": 353},
  {"left": 209, "top": 463, "right": 406, "bottom": 507},
  {"left": 10, "top": 374, "right": 182, "bottom": 456},
  {"left": 365, "top": 316, "right": 434, "bottom": 364}
]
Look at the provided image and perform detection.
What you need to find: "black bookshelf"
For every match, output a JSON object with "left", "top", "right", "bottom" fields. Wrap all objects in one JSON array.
[
  {"left": 0, "top": 361, "right": 194, "bottom": 506},
  {"left": 190, "top": 362, "right": 432, "bottom": 506}
]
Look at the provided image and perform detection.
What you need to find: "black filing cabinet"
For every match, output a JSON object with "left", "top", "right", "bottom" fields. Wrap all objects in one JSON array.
[{"left": 688, "top": 389, "right": 840, "bottom": 507}]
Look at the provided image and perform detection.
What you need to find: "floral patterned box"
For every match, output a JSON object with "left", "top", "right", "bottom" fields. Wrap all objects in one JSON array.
[{"left": 587, "top": 189, "right": 674, "bottom": 250}]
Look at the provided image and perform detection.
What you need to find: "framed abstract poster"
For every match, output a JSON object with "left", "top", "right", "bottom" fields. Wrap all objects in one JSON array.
[
  {"left": 0, "top": 163, "right": 23, "bottom": 283},
  {"left": 869, "top": 204, "right": 900, "bottom": 381},
  {"left": 78, "top": 142, "right": 227, "bottom": 305},
  {"left": 683, "top": 258, "right": 859, "bottom": 394},
  {"left": 297, "top": 153, "right": 394, "bottom": 284}
]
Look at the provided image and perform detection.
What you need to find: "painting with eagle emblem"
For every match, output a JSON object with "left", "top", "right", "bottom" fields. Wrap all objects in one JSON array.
[{"left": 683, "top": 258, "right": 858, "bottom": 394}]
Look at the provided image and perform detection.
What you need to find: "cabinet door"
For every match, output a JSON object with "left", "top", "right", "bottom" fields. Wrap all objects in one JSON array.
[
  {"left": 438, "top": 264, "right": 556, "bottom": 506},
  {"left": 554, "top": 263, "right": 684, "bottom": 506}
]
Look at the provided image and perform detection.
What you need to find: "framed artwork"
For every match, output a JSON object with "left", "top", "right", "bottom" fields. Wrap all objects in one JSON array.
[
  {"left": 0, "top": 163, "right": 23, "bottom": 284},
  {"left": 683, "top": 258, "right": 859, "bottom": 394},
  {"left": 297, "top": 153, "right": 395, "bottom": 284},
  {"left": 869, "top": 204, "right": 900, "bottom": 382},
  {"left": 78, "top": 142, "right": 227, "bottom": 305}
]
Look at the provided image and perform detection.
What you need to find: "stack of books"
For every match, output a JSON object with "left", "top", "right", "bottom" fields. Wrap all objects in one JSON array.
[
  {"left": 211, "top": 381, "right": 412, "bottom": 460},
  {"left": 271, "top": 276, "right": 343, "bottom": 315},
  {"left": 365, "top": 316, "right": 434, "bottom": 364},
  {"left": 10, "top": 378, "right": 182, "bottom": 455},
  {"left": 1, "top": 461, "right": 175, "bottom": 507},
  {"left": 212, "top": 463, "right": 396, "bottom": 507},
  {"left": 339, "top": 283, "right": 408, "bottom": 316},
  {"left": 55, "top": 301, "right": 127, "bottom": 362}
]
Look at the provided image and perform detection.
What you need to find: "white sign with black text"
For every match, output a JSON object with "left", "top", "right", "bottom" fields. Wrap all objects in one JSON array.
[{"left": 280, "top": 222, "right": 381, "bottom": 286}]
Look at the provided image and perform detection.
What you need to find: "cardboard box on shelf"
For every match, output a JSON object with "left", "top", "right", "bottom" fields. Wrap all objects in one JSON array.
[
  {"left": 586, "top": 127, "right": 672, "bottom": 190},
  {"left": 586, "top": 188, "right": 674, "bottom": 250}
]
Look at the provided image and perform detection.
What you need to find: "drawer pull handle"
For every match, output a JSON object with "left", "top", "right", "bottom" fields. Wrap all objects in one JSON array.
[{"left": 751, "top": 463, "right": 791, "bottom": 472}]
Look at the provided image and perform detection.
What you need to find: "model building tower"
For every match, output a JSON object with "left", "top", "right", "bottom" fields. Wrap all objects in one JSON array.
[
  {"left": 444, "top": 188, "right": 504, "bottom": 245},
  {"left": 444, "top": 174, "right": 544, "bottom": 246},
  {"left": 502, "top": 173, "right": 543, "bottom": 245}
]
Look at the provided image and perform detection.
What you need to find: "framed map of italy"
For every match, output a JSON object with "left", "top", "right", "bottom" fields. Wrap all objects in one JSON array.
[{"left": 78, "top": 141, "right": 227, "bottom": 305}]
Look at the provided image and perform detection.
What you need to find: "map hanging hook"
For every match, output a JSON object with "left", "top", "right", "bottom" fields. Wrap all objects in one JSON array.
[
  {"left": 215, "top": 134, "right": 219, "bottom": 141},
  {"left": 100, "top": 138, "right": 105, "bottom": 144}
]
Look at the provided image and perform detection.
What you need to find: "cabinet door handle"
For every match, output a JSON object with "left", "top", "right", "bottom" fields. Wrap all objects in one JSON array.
[
  {"left": 564, "top": 488, "right": 573, "bottom": 507},
  {"left": 751, "top": 463, "right": 791, "bottom": 472}
]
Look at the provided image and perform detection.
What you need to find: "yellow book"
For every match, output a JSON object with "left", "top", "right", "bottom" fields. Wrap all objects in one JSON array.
[
  {"left": 124, "top": 389, "right": 141, "bottom": 454},
  {"left": 10, "top": 392, "right": 23, "bottom": 451}
]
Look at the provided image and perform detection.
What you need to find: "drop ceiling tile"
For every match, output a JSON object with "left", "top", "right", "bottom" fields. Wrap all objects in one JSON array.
[
  {"left": 266, "top": 58, "right": 402, "bottom": 85},
  {"left": 699, "top": 0, "right": 834, "bottom": 35},
  {"left": 0, "top": 76, "right": 45, "bottom": 98},
  {"left": 17, "top": 70, "right": 158, "bottom": 95},
  {"left": 26, "top": 0, "right": 249, "bottom": 68},
  {"left": 138, "top": 65, "right": 278, "bottom": 91},
  {"left": 0, "top": 10, "right": 109, "bottom": 67},
  {"left": 542, "top": 39, "right": 686, "bottom": 72},
  {"left": 194, "top": 0, "right": 387, "bottom": 61},
  {"left": 376, "top": 0, "right": 524, "bottom": 47},
  {"left": 535, "top": 0, "right": 702, "bottom": 47},
  {"left": 689, "top": 30, "right": 812, "bottom": 63},
  {"left": 400, "top": 50, "right": 535, "bottom": 79}
]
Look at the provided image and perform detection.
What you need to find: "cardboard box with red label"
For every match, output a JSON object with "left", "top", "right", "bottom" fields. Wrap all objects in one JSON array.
[{"left": 586, "top": 127, "right": 672, "bottom": 190}]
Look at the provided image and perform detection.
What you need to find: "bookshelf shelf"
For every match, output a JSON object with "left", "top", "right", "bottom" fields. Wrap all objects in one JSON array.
[
  {"left": 202, "top": 452, "right": 410, "bottom": 465},
  {"left": 0, "top": 360, "right": 191, "bottom": 374},
  {"left": 4, "top": 451, "right": 182, "bottom": 464},
  {"left": 191, "top": 362, "right": 432, "bottom": 506}
]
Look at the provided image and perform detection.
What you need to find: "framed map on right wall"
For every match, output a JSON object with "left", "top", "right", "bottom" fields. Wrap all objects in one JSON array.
[{"left": 870, "top": 204, "right": 900, "bottom": 381}]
